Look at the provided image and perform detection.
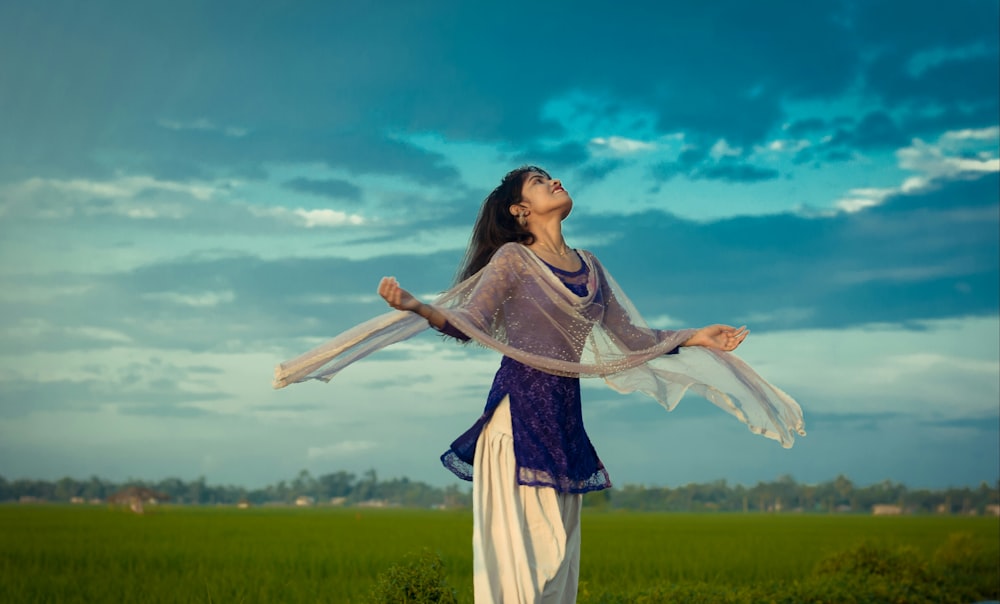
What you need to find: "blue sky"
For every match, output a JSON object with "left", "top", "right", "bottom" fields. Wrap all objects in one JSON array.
[{"left": 1, "top": 0, "right": 997, "bottom": 490}]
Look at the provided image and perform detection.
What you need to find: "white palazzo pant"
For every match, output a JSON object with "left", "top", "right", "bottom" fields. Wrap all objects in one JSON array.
[{"left": 472, "top": 396, "right": 583, "bottom": 603}]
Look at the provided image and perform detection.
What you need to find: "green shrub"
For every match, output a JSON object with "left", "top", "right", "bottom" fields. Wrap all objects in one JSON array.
[
  {"left": 369, "top": 550, "right": 458, "bottom": 604},
  {"left": 580, "top": 535, "right": 999, "bottom": 604},
  {"left": 791, "top": 537, "right": 991, "bottom": 604},
  {"left": 813, "top": 541, "right": 930, "bottom": 581},
  {"left": 931, "top": 532, "right": 1000, "bottom": 603}
]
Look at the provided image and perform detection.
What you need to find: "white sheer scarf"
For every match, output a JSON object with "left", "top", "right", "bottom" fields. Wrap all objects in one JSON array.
[{"left": 274, "top": 243, "right": 806, "bottom": 447}]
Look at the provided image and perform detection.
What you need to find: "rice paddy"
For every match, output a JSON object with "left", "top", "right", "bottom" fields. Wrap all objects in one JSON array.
[{"left": 1, "top": 505, "right": 996, "bottom": 603}]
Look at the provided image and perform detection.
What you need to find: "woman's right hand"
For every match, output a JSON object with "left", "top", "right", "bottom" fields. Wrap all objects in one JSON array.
[
  {"left": 682, "top": 324, "right": 749, "bottom": 352},
  {"left": 378, "top": 276, "right": 423, "bottom": 313}
]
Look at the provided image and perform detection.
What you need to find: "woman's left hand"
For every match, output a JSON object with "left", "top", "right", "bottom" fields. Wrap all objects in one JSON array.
[
  {"left": 378, "top": 276, "right": 423, "bottom": 313},
  {"left": 683, "top": 324, "right": 749, "bottom": 352}
]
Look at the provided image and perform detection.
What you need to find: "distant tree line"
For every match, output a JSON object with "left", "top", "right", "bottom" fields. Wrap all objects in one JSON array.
[
  {"left": 583, "top": 475, "right": 1000, "bottom": 514},
  {"left": 0, "top": 469, "right": 470, "bottom": 509},
  {"left": 2, "top": 471, "right": 998, "bottom": 513}
]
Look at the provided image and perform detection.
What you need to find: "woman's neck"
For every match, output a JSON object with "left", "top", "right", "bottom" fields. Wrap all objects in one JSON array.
[{"left": 529, "top": 223, "right": 569, "bottom": 257}]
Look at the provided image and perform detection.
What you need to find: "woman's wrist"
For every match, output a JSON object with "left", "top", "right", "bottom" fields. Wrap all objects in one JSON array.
[
  {"left": 680, "top": 328, "right": 701, "bottom": 347},
  {"left": 416, "top": 303, "right": 447, "bottom": 330}
]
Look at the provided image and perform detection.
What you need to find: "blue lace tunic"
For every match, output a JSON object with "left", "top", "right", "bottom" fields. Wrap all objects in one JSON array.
[{"left": 440, "top": 253, "right": 615, "bottom": 494}]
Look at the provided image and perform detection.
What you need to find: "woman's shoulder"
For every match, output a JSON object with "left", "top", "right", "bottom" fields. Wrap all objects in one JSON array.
[
  {"left": 575, "top": 249, "right": 607, "bottom": 276},
  {"left": 492, "top": 242, "right": 531, "bottom": 262},
  {"left": 478, "top": 242, "right": 530, "bottom": 274},
  {"left": 576, "top": 248, "right": 599, "bottom": 265},
  {"left": 495, "top": 241, "right": 524, "bottom": 254}
]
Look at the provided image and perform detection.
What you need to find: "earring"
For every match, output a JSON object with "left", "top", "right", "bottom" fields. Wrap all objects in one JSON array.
[{"left": 517, "top": 212, "right": 527, "bottom": 227}]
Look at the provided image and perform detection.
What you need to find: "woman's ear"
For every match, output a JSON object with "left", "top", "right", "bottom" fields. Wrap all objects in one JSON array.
[{"left": 510, "top": 204, "right": 529, "bottom": 227}]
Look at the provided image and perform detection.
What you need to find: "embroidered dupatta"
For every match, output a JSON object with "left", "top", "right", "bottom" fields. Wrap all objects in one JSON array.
[{"left": 273, "top": 243, "right": 806, "bottom": 447}]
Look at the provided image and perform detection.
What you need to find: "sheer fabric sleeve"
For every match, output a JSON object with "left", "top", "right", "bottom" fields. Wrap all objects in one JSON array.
[
  {"left": 435, "top": 244, "right": 519, "bottom": 335},
  {"left": 585, "top": 253, "right": 805, "bottom": 447},
  {"left": 429, "top": 249, "right": 521, "bottom": 341},
  {"left": 589, "top": 254, "right": 691, "bottom": 353},
  {"left": 273, "top": 310, "right": 427, "bottom": 388},
  {"left": 272, "top": 245, "right": 520, "bottom": 388}
]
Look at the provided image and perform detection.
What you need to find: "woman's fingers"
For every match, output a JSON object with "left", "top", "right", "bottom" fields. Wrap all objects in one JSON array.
[
  {"left": 728, "top": 325, "right": 749, "bottom": 350},
  {"left": 378, "top": 276, "right": 402, "bottom": 308},
  {"left": 711, "top": 324, "right": 748, "bottom": 351}
]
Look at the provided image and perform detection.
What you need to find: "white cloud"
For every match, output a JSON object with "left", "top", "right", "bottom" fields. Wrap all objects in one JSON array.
[
  {"left": 250, "top": 205, "right": 366, "bottom": 228},
  {"left": 899, "top": 176, "right": 928, "bottom": 193},
  {"left": 307, "top": 440, "right": 378, "bottom": 459},
  {"left": 289, "top": 294, "right": 381, "bottom": 305},
  {"left": 643, "top": 313, "right": 685, "bottom": 328},
  {"left": 157, "top": 118, "right": 248, "bottom": 138},
  {"left": 831, "top": 262, "right": 981, "bottom": 285},
  {"left": 709, "top": 139, "right": 742, "bottom": 159},
  {"left": 66, "top": 326, "right": 134, "bottom": 344},
  {"left": 898, "top": 138, "right": 1000, "bottom": 180},
  {"left": 940, "top": 126, "right": 1000, "bottom": 143},
  {"left": 589, "top": 136, "right": 656, "bottom": 154},
  {"left": 860, "top": 352, "right": 998, "bottom": 384},
  {"left": 833, "top": 186, "right": 897, "bottom": 213},
  {"left": 0, "top": 284, "right": 94, "bottom": 303},
  {"left": 736, "top": 307, "right": 815, "bottom": 326},
  {"left": 907, "top": 43, "right": 997, "bottom": 77},
  {"left": 142, "top": 290, "right": 236, "bottom": 307},
  {"left": 295, "top": 208, "right": 365, "bottom": 228},
  {"left": 1, "top": 174, "right": 239, "bottom": 222},
  {"left": 762, "top": 139, "right": 810, "bottom": 153},
  {"left": 2, "top": 318, "right": 133, "bottom": 344},
  {"left": 20, "top": 175, "right": 220, "bottom": 202},
  {"left": 834, "top": 197, "right": 880, "bottom": 213},
  {"left": 832, "top": 128, "right": 999, "bottom": 213}
]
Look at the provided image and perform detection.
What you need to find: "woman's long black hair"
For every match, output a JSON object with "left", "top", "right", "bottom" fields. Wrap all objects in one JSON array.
[{"left": 454, "top": 165, "right": 548, "bottom": 283}]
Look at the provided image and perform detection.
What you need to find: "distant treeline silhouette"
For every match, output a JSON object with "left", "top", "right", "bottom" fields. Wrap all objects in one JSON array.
[{"left": 3, "top": 471, "right": 998, "bottom": 513}]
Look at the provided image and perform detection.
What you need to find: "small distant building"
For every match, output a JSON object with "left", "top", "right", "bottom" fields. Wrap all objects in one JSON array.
[
  {"left": 329, "top": 497, "right": 347, "bottom": 506},
  {"left": 70, "top": 496, "right": 86, "bottom": 504},
  {"left": 237, "top": 500, "right": 250, "bottom": 509},
  {"left": 986, "top": 504, "right": 1000, "bottom": 517},
  {"left": 872, "top": 504, "right": 903, "bottom": 516},
  {"left": 294, "top": 495, "right": 315, "bottom": 507},
  {"left": 107, "top": 487, "right": 169, "bottom": 515}
]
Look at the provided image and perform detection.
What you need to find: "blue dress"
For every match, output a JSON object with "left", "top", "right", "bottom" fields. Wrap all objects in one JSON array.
[{"left": 439, "top": 253, "right": 613, "bottom": 494}]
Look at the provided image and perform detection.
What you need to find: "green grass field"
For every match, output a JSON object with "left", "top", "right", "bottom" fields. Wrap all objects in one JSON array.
[{"left": 1, "top": 505, "right": 997, "bottom": 603}]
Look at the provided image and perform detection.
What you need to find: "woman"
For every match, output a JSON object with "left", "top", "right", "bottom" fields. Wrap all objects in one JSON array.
[{"left": 274, "top": 166, "right": 805, "bottom": 603}]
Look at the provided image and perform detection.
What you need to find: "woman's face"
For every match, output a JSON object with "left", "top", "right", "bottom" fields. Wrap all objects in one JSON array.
[{"left": 516, "top": 170, "right": 573, "bottom": 220}]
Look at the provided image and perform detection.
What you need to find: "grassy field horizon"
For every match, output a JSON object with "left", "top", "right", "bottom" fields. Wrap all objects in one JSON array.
[{"left": 2, "top": 505, "right": 997, "bottom": 603}]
